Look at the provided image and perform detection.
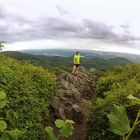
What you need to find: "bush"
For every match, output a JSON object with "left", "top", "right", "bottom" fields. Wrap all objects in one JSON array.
[
  {"left": 87, "top": 64, "right": 140, "bottom": 140},
  {"left": 0, "top": 54, "right": 58, "bottom": 140}
]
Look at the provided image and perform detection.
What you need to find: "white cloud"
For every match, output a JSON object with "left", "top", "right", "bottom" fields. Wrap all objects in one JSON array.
[
  {"left": 4, "top": 39, "right": 66, "bottom": 51},
  {"left": 0, "top": 0, "right": 140, "bottom": 54},
  {"left": 4, "top": 38, "right": 140, "bottom": 55}
]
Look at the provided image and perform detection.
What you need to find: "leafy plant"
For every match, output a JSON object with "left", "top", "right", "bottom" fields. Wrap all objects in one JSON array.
[
  {"left": 0, "top": 91, "right": 7, "bottom": 109},
  {"left": 108, "top": 95, "right": 140, "bottom": 140},
  {"left": 87, "top": 64, "right": 140, "bottom": 140},
  {"left": 45, "top": 119, "right": 75, "bottom": 140},
  {"left": 0, "top": 91, "right": 24, "bottom": 140},
  {"left": 0, "top": 55, "right": 58, "bottom": 140},
  {"left": 107, "top": 105, "right": 131, "bottom": 136}
]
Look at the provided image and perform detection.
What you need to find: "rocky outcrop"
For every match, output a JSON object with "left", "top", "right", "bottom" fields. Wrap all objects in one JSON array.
[
  {"left": 47, "top": 67, "right": 97, "bottom": 140},
  {"left": 50, "top": 67, "right": 96, "bottom": 122}
]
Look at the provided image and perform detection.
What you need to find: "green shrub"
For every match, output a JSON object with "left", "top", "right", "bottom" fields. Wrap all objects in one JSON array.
[
  {"left": 0, "top": 91, "right": 25, "bottom": 140},
  {"left": 45, "top": 119, "right": 75, "bottom": 140},
  {"left": 108, "top": 105, "right": 140, "bottom": 140},
  {"left": 87, "top": 64, "right": 140, "bottom": 140},
  {"left": 0, "top": 54, "right": 58, "bottom": 140}
]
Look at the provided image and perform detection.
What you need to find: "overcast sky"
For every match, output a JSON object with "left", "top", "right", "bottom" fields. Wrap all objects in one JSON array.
[{"left": 0, "top": 0, "right": 140, "bottom": 54}]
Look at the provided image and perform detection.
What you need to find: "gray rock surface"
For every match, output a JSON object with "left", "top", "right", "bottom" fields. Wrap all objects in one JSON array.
[{"left": 50, "top": 67, "right": 97, "bottom": 125}]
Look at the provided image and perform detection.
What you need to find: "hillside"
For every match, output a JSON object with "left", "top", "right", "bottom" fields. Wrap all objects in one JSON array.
[
  {"left": 0, "top": 54, "right": 97, "bottom": 140},
  {"left": 3, "top": 51, "right": 132, "bottom": 71},
  {"left": 22, "top": 49, "right": 140, "bottom": 62},
  {"left": 87, "top": 64, "right": 140, "bottom": 140},
  {"left": 0, "top": 54, "right": 58, "bottom": 140},
  {"left": 0, "top": 54, "right": 140, "bottom": 140}
]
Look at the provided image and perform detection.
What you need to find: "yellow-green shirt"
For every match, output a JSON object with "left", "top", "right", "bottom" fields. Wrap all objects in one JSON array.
[{"left": 73, "top": 54, "right": 80, "bottom": 64}]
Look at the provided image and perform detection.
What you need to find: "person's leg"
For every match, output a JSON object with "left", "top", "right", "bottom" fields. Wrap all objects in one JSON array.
[
  {"left": 72, "top": 65, "right": 76, "bottom": 75},
  {"left": 75, "top": 65, "right": 80, "bottom": 76}
]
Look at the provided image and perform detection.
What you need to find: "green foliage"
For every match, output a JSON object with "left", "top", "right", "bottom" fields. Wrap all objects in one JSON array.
[
  {"left": 108, "top": 95, "right": 140, "bottom": 140},
  {"left": 3, "top": 51, "right": 131, "bottom": 71},
  {"left": 59, "top": 120, "right": 75, "bottom": 138},
  {"left": 45, "top": 119, "right": 75, "bottom": 140},
  {"left": 0, "top": 120, "right": 7, "bottom": 132},
  {"left": 0, "top": 54, "right": 58, "bottom": 139},
  {"left": 107, "top": 105, "right": 130, "bottom": 136},
  {"left": 0, "top": 91, "right": 24, "bottom": 140},
  {"left": 55, "top": 119, "right": 65, "bottom": 128},
  {"left": 127, "top": 94, "right": 140, "bottom": 105},
  {"left": 87, "top": 64, "right": 140, "bottom": 140},
  {"left": 0, "top": 91, "right": 7, "bottom": 109},
  {"left": 45, "top": 127, "right": 57, "bottom": 140},
  {"left": 0, "top": 129, "right": 25, "bottom": 140},
  {"left": 47, "top": 65, "right": 72, "bottom": 75},
  {"left": 0, "top": 91, "right": 6, "bottom": 100}
]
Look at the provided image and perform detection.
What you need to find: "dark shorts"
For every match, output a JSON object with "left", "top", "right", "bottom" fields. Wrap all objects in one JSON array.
[{"left": 74, "top": 64, "right": 80, "bottom": 67}]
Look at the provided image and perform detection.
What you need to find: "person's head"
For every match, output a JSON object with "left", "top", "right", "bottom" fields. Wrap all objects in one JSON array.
[{"left": 76, "top": 51, "right": 80, "bottom": 55}]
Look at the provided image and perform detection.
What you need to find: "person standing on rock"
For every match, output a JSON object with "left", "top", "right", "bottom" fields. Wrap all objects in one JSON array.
[{"left": 72, "top": 51, "right": 81, "bottom": 76}]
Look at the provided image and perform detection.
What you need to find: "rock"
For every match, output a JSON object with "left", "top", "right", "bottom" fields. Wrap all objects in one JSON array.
[
  {"left": 46, "top": 67, "right": 97, "bottom": 140},
  {"left": 64, "top": 107, "right": 73, "bottom": 119},
  {"left": 59, "top": 79, "right": 69, "bottom": 89},
  {"left": 72, "top": 104, "right": 84, "bottom": 124},
  {"left": 72, "top": 104, "right": 81, "bottom": 112},
  {"left": 65, "top": 73, "right": 73, "bottom": 82},
  {"left": 58, "top": 107, "right": 66, "bottom": 119},
  {"left": 73, "top": 92, "right": 81, "bottom": 102},
  {"left": 49, "top": 67, "right": 97, "bottom": 123},
  {"left": 63, "top": 91, "right": 74, "bottom": 98},
  {"left": 51, "top": 96, "right": 60, "bottom": 109}
]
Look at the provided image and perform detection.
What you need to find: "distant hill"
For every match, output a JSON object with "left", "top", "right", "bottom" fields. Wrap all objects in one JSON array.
[
  {"left": 3, "top": 51, "right": 132, "bottom": 71},
  {"left": 22, "top": 49, "right": 140, "bottom": 62},
  {"left": 107, "top": 57, "right": 132, "bottom": 65}
]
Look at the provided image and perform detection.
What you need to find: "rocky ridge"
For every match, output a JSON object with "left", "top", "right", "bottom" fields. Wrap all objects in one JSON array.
[{"left": 48, "top": 67, "right": 97, "bottom": 140}]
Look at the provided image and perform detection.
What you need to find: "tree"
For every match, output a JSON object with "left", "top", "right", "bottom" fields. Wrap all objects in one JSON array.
[{"left": 0, "top": 40, "right": 6, "bottom": 52}]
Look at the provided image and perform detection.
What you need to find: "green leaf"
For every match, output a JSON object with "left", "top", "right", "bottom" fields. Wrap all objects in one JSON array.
[
  {"left": 0, "top": 117, "right": 3, "bottom": 120},
  {"left": 65, "top": 120, "right": 75, "bottom": 124},
  {"left": 45, "top": 126, "right": 57, "bottom": 140},
  {"left": 0, "top": 91, "right": 6, "bottom": 101},
  {"left": 8, "top": 129, "right": 26, "bottom": 138},
  {"left": 0, "top": 100, "right": 7, "bottom": 109},
  {"left": 127, "top": 94, "right": 140, "bottom": 105},
  {"left": 60, "top": 124, "right": 74, "bottom": 138},
  {"left": 55, "top": 119, "right": 65, "bottom": 128},
  {"left": 0, "top": 133, "right": 9, "bottom": 140},
  {"left": 3, "top": 131, "right": 17, "bottom": 140},
  {"left": 0, "top": 129, "right": 25, "bottom": 140},
  {"left": 0, "top": 120, "right": 7, "bottom": 132},
  {"left": 107, "top": 105, "right": 130, "bottom": 136}
]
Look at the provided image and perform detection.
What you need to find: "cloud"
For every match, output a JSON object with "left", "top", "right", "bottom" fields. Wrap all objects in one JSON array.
[
  {"left": 0, "top": 4, "right": 140, "bottom": 47},
  {"left": 56, "top": 5, "right": 69, "bottom": 16},
  {"left": 79, "top": 19, "right": 116, "bottom": 40},
  {"left": 79, "top": 20, "right": 140, "bottom": 44},
  {"left": 44, "top": 18, "right": 80, "bottom": 32},
  {"left": 120, "top": 24, "right": 129, "bottom": 29}
]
